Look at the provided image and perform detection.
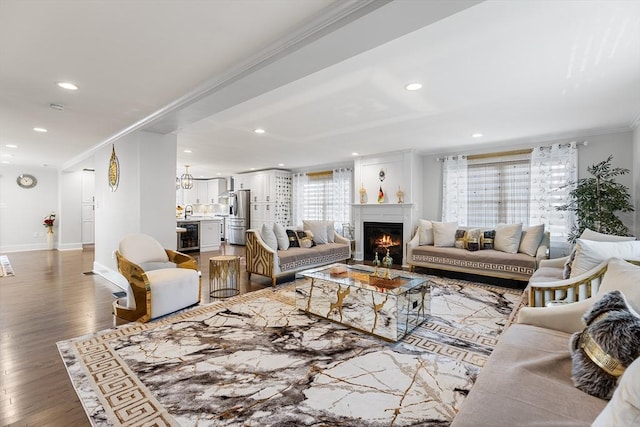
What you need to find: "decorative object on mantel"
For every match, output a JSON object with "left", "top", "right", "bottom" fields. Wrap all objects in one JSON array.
[
  {"left": 359, "top": 183, "right": 367, "bottom": 204},
  {"left": 108, "top": 144, "right": 120, "bottom": 192},
  {"left": 396, "top": 186, "right": 404, "bottom": 203},
  {"left": 378, "top": 168, "right": 386, "bottom": 181},
  {"left": 44, "top": 211, "right": 56, "bottom": 250},
  {"left": 378, "top": 186, "right": 384, "bottom": 203}
]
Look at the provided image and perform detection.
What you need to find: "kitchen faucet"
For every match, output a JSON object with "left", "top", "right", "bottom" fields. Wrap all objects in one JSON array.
[{"left": 184, "top": 205, "right": 193, "bottom": 218}]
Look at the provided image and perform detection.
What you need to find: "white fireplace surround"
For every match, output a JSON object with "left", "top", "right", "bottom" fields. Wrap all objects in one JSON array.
[{"left": 353, "top": 203, "right": 417, "bottom": 267}]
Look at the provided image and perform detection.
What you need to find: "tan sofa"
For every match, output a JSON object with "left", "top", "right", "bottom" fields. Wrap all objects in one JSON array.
[
  {"left": 451, "top": 258, "right": 640, "bottom": 426},
  {"left": 406, "top": 230, "right": 549, "bottom": 282},
  {"left": 246, "top": 229, "right": 350, "bottom": 286}
]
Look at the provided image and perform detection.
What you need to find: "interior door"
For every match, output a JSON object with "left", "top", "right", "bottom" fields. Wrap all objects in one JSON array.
[{"left": 81, "top": 170, "right": 95, "bottom": 244}]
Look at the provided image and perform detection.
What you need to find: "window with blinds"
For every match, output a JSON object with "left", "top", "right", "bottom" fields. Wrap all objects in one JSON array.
[
  {"left": 467, "top": 158, "right": 531, "bottom": 227},
  {"left": 301, "top": 172, "right": 333, "bottom": 221}
]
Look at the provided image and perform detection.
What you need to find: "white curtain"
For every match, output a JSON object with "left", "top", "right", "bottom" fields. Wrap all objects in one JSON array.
[
  {"left": 292, "top": 173, "right": 308, "bottom": 227},
  {"left": 332, "top": 168, "right": 353, "bottom": 234},
  {"left": 442, "top": 155, "right": 468, "bottom": 225},
  {"left": 529, "top": 142, "right": 578, "bottom": 253}
]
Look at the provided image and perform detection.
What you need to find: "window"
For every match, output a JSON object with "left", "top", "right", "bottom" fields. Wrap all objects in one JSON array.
[
  {"left": 467, "top": 159, "right": 531, "bottom": 227},
  {"left": 292, "top": 168, "right": 352, "bottom": 230}
]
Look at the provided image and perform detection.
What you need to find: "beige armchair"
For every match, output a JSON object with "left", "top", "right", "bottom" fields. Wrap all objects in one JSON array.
[
  {"left": 518, "top": 258, "right": 640, "bottom": 334},
  {"left": 114, "top": 233, "right": 201, "bottom": 322}
]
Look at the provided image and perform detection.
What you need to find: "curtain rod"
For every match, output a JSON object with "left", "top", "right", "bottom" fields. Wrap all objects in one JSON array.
[{"left": 436, "top": 140, "right": 588, "bottom": 162}]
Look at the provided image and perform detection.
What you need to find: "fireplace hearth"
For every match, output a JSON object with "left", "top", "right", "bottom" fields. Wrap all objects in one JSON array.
[{"left": 363, "top": 222, "right": 403, "bottom": 267}]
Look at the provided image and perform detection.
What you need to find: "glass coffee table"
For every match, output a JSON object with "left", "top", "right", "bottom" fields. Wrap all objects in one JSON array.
[{"left": 296, "top": 263, "right": 431, "bottom": 341}]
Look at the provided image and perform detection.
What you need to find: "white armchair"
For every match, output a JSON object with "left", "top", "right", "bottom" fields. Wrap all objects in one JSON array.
[{"left": 114, "top": 233, "right": 201, "bottom": 322}]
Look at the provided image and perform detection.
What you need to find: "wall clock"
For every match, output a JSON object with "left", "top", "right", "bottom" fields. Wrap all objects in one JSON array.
[
  {"left": 17, "top": 174, "right": 37, "bottom": 189},
  {"left": 108, "top": 144, "right": 120, "bottom": 192}
]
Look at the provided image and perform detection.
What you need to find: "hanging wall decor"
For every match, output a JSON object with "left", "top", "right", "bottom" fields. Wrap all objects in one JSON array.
[{"left": 108, "top": 144, "right": 120, "bottom": 192}]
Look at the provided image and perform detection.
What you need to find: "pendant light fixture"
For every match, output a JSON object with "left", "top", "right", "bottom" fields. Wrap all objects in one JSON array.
[{"left": 181, "top": 165, "right": 193, "bottom": 189}]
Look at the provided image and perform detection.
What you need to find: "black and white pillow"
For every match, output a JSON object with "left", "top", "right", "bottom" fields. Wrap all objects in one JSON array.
[{"left": 286, "top": 229, "right": 300, "bottom": 248}]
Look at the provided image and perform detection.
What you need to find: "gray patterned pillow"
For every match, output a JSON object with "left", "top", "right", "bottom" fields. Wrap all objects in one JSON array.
[{"left": 569, "top": 290, "right": 640, "bottom": 399}]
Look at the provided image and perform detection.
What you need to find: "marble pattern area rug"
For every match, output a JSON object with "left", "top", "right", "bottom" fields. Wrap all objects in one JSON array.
[{"left": 57, "top": 275, "right": 522, "bottom": 427}]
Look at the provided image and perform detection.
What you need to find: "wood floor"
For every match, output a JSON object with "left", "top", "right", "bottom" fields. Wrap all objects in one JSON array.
[{"left": 0, "top": 243, "right": 275, "bottom": 426}]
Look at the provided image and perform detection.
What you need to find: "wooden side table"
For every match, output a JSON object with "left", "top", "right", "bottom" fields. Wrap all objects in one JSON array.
[{"left": 209, "top": 255, "right": 241, "bottom": 299}]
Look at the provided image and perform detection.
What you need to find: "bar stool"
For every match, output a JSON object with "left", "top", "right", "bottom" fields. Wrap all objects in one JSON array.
[{"left": 209, "top": 255, "right": 241, "bottom": 299}]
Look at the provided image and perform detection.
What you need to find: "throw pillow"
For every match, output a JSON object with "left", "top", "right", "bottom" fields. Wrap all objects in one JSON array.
[
  {"left": 564, "top": 229, "right": 636, "bottom": 279},
  {"left": 326, "top": 222, "right": 335, "bottom": 243},
  {"left": 454, "top": 229, "right": 467, "bottom": 249},
  {"left": 465, "top": 228, "right": 481, "bottom": 251},
  {"left": 592, "top": 356, "right": 640, "bottom": 426},
  {"left": 418, "top": 219, "right": 434, "bottom": 245},
  {"left": 518, "top": 224, "right": 545, "bottom": 256},
  {"left": 580, "top": 228, "right": 636, "bottom": 242},
  {"left": 303, "top": 220, "right": 329, "bottom": 244},
  {"left": 301, "top": 230, "right": 316, "bottom": 247},
  {"left": 260, "top": 223, "right": 278, "bottom": 251},
  {"left": 286, "top": 229, "right": 300, "bottom": 248},
  {"left": 494, "top": 223, "right": 523, "bottom": 254},
  {"left": 432, "top": 221, "right": 458, "bottom": 247},
  {"left": 569, "top": 290, "right": 640, "bottom": 399},
  {"left": 481, "top": 230, "right": 496, "bottom": 250},
  {"left": 273, "top": 223, "right": 289, "bottom": 251},
  {"left": 570, "top": 239, "right": 640, "bottom": 278}
]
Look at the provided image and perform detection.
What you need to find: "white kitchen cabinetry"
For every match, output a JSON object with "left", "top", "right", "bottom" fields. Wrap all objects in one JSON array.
[
  {"left": 245, "top": 170, "right": 291, "bottom": 230},
  {"left": 200, "top": 219, "right": 221, "bottom": 251}
]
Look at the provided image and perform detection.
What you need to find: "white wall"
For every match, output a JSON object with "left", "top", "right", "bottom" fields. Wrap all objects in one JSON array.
[
  {"left": 420, "top": 130, "right": 636, "bottom": 233},
  {"left": 59, "top": 170, "right": 83, "bottom": 250},
  {"left": 93, "top": 131, "right": 177, "bottom": 288},
  {"left": 0, "top": 165, "right": 59, "bottom": 252}
]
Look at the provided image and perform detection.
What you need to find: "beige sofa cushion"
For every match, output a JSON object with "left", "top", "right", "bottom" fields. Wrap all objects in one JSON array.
[
  {"left": 518, "top": 224, "right": 545, "bottom": 256},
  {"left": 593, "top": 356, "right": 640, "bottom": 426},
  {"left": 432, "top": 221, "right": 457, "bottom": 247},
  {"left": 494, "top": 223, "right": 523, "bottom": 254},
  {"left": 451, "top": 324, "right": 607, "bottom": 427},
  {"left": 570, "top": 239, "right": 640, "bottom": 278},
  {"left": 418, "top": 219, "right": 434, "bottom": 245}
]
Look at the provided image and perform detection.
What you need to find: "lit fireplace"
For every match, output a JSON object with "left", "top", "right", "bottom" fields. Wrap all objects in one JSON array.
[{"left": 363, "top": 222, "right": 403, "bottom": 267}]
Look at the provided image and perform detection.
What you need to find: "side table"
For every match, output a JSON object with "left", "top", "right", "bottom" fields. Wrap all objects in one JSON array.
[{"left": 209, "top": 255, "right": 241, "bottom": 299}]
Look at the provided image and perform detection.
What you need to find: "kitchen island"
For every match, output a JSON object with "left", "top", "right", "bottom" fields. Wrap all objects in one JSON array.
[{"left": 177, "top": 217, "right": 223, "bottom": 252}]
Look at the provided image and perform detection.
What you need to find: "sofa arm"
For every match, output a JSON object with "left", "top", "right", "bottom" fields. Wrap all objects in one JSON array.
[
  {"left": 527, "top": 259, "right": 608, "bottom": 306},
  {"left": 333, "top": 232, "right": 351, "bottom": 257},
  {"left": 406, "top": 230, "right": 420, "bottom": 255},
  {"left": 538, "top": 255, "right": 569, "bottom": 269},
  {"left": 517, "top": 298, "right": 594, "bottom": 334},
  {"left": 246, "top": 229, "right": 277, "bottom": 277}
]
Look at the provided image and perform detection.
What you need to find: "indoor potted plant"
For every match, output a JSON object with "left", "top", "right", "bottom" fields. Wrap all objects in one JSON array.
[{"left": 557, "top": 155, "right": 634, "bottom": 243}]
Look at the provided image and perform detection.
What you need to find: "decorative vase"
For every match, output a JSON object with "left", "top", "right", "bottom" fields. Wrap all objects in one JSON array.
[
  {"left": 359, "top": 184, "right": 367, "bottom": 204},
  {"left": 46, "top": 228, "right": 54, "bottom": 250}
]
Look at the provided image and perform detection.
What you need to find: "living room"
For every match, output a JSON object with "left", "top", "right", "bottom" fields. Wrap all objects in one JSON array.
[{"left": 1, "top": 1, "right": 640, "bottom": 425}]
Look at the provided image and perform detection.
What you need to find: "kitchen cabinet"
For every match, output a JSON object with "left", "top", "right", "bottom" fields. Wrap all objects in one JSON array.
[
  {"left": 200, "top": 219, "right": 222, "bottom": 251},
  {"left": 246, "top": 169, "right": 292, "bottom": 230},
  {"left": 196, "top": 181, "right": 208, "bottom": 204},
  {"left": 233, "top": 174, "right": 250, "bottom": 190}
]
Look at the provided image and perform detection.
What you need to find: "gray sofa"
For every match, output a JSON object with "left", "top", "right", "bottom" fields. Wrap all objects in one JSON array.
[
  {"left": 406, "top": 231, "right": 549, "bottom": 282},
  {"left": 452, "top": 258, "right": 640, "bottom": 426},
  {"left": 246, "top": 229, "right": 350, "bottom": 286}
]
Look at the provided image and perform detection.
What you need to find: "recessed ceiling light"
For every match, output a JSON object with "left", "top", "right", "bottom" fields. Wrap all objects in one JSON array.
[
  {"left": 33, "top": 127, "right": 48, "bottom": 133},
  {"left": 254, "top": 128, "right": 265, "bottom": 134},
  {"left": 183, "top": 149, "right": 192, "bottom": 153},
  {"left": 5, "top": 144, "right": 17, "bottom": 148},
  {"left": 2, "top": 154, "right": 14, "bottom": 158},
  {"left": 216, "top": 172, "right": 222, "bottom": 176},
  {"left": 352, "top": 152, "right": 359, "bottom": 156},
  {"left": 405, "top": 83, "right": 423, "bottom": 91},
  {"left": 1, "top": 160, "right": 10, "bottom": 164},
  {"left": 57, "top": 82, "right": 78, "bottom": 90},
  {"left": 472, "top": 133, "right": 483, "bottom": 138},
  {"left": 278, "top": 163, "right": 285, "bottom": 167},
  {"left": 250, "top": 167, "right": 256, "bottom": 171}
]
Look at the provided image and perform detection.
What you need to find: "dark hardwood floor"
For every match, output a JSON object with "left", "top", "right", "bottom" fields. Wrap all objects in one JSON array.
[{"left": 0, "top": 243, "right": 275, "bottom": 426}]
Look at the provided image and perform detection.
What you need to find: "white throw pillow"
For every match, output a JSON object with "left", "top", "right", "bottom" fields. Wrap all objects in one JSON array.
[
  {"left": 303, "top": 220, "right": 329, "bottom": 244},
  {"left": 570, "top": 239, "right": 640, "bottom": 278},
  {"left": 326, "top": 221, "right": 335, "bottom": 243},
  {"left": 260, "top": 223, "right": 278, "bottom": 251},
  {"left": 432, "top": 221, "right": 457, "bottom": 247},
  {"left": 273, "top": 223, "right": 289, "bottom": 250},
  {"left": 494, "top": 223, "right": 523, "bottom": 254},
  {"left": 518, "top": 224, "right": 545, "bottom": 256},
  {"left": 592, "top": 356, "right": 640, "bottom": 427},
  {"left": 580, "top": 228, "right": 636, "bottom": 242},
  {"left": 418, "top": 219, "right": 434, "bottom": 245}
]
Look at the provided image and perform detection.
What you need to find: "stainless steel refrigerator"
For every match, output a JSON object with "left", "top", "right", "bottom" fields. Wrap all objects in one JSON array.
[{"left": 228, "top": 190, "right": 250, "bottom": 245}]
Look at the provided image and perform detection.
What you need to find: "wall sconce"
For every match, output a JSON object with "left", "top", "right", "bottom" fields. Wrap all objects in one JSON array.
[{"left": 181, "top": 165, "right": 193, "bottom": 189}]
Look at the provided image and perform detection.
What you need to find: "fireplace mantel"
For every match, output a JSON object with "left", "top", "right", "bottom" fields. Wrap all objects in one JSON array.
[{"left": 352, "top": 203, "right": 417, "bottom": 267}]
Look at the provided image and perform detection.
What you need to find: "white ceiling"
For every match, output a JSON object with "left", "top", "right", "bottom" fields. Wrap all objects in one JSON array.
[{"left": 1, "top": 0, "right": 639, "bottom": 178}]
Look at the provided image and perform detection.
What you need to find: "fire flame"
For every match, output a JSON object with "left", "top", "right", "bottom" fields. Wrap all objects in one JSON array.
[{"left": 374, "top": 234, "right": 400, "bottom": 248}]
